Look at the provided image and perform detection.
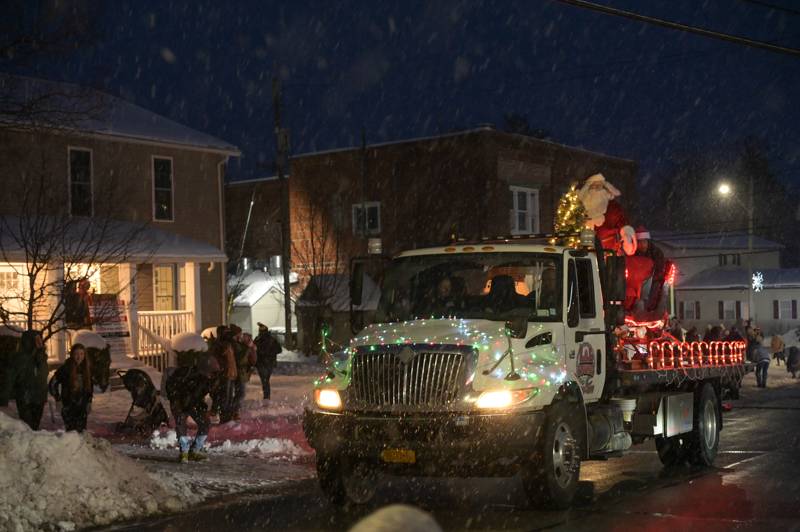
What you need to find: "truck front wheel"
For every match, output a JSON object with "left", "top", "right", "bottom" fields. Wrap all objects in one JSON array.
[
  {"left": 687, "top": 383, "right": 720, "bottom": 467},
  {"left": 317, "top": 454, "right": 378, "bottom": 506},
  {"left": 523, "top": 401, "right": 581, "bottom": 509}
]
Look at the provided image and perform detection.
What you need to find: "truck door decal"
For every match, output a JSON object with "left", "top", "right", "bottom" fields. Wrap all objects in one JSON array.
[{"left": 576, "top": 342, "right": 595, "bottom": 394}]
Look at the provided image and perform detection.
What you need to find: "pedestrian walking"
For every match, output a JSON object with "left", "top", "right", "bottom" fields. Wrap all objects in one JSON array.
[
  {"left": 48, "top": 343, "right": 93, "bottom": 432},
  {"left": 787, "top": 346, "right": 800, "bottom": 378},
  {"left": 216, "top": 340, "right": 239, "bottom": 423},
  {"left": 254, "top": 323, "right": 282, "bottom": 401},
  {"left": 770, "top": 334, "right": 786, "bottom": 366},
  {"left": 11, "top": 330, "right": 49, "bottom": 430},
  {"left": 754, "top": 334, "right": 771, "bottom": 388},
  {"left": 165, "top": 354, "right": 221, "bottom": 463}
]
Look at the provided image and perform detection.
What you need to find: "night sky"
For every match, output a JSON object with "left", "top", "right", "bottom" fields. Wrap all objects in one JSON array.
[{"left": 8, "top": 0, "right": 800, "bottom": 192}]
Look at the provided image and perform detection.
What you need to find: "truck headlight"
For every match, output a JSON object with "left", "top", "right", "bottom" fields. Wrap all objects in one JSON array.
[
  {"left": 314, "top": 389, "right": 342, "bottom": 411},
  {"left": 475, "top": 388, "right": 537, "bottom": 410}
]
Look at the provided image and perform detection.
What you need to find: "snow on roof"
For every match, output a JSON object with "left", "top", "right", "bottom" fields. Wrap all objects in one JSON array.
[
  {"left": 652, "top": 231, "right": 782, "bottom": 251},
  {"left": 230, "top": 270, "right": 299, "bottom": 307},
  {"left": 1, "top": 74, "right": 239, "bottom": 155},
  {"left": 0, "top": 216, "right": 227, "bottom": 263},
  {"left": 678, "top": 267, "right": 800, "bottom": 290},
  {"left": 297, "top": 273, "right": 380, "bottom": 312},
  {"left": 226, "top": 175, "right": 287, "bottom": 186},
  {"left": 290, "top": 126, "right": 636, "bottom": 164}
]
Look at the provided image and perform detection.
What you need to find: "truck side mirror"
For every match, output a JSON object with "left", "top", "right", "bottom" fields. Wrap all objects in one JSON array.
[{"left": 505, "top": 315, "right": 528, "bottom": 339}]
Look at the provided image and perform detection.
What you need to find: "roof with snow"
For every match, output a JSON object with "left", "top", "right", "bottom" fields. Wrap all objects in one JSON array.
[
  {"left": 297, "top": 273, "right": 380, "bottom": 312},
  {"left": 0, "top": 216, "right": 226, "bottom": 263},
  {"left": 677, "top": 267, "right": 800, "bottom": 290},
  {"left": 289, "top": 126, "right": 636, "bottom": 164},
  {"left": 230, "top": 270, "right": 299, "bottom": 307},
  {"left": 652, "top": 231, "right": 782, "bottom": 252},
  {"left": 1, "top": 74, "right": 239, "bottom": 155}
]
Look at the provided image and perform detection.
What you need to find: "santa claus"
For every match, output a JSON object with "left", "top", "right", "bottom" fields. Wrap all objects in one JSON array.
[{"left": 577, "top": 173, "right": 636, "bottom": 256}]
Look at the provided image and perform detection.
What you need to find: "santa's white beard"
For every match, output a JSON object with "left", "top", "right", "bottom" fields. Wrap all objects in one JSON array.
[{"left": 580, "top": 190, "right": 611, "bottom": 220}]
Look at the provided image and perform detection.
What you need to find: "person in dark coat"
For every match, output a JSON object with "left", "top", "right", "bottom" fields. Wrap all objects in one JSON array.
[
  {"left": 48, "top": 343, "right": 93, "bottom": 432},
  {"left": 254, "top": 323, "right": 282, "bottom": 400},
  {"left": 12, "top": 331, "right": 49, "bottom": 430},
  {"left": 787, "top": 346, "right": 800, "bottom": 378},
  {"left": 165, "top": 353, "right": 221, "bottom": 463}
]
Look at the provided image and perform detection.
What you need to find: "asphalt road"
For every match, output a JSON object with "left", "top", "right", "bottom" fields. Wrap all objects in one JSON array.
[{"left": 106, "top": 374, "right": 800, "bottom": 531}]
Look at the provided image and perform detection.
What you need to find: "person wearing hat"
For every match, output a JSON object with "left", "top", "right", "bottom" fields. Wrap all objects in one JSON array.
[
  {"left": 254, "top": 323, "right": 282, "bottom": 401},
  {"left": 634, "top": 226, "right": 669, "bottom": 312},
  {"left": 577, "top": 173, "right": 637, "bottom": 256},
  {"left": 165, "top": 353, "right": 221, "bottom": 463}
]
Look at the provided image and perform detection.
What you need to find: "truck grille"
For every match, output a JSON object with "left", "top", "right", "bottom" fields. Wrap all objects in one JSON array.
[{"left": 350, "top": 350, "right": 465, "bottom": 408}]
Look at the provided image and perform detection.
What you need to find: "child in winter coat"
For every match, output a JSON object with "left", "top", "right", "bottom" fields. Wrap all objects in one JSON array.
[
  {"left": 165, "top": 353, "right": 220, "bottom": 463},
  {"left": 49, "top": 343, "right": 93, "bottom": 432}
]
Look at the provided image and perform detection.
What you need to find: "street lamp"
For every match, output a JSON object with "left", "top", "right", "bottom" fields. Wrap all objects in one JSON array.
[{"left": 716, "top": 177, "right": 755, "bottom": 324}]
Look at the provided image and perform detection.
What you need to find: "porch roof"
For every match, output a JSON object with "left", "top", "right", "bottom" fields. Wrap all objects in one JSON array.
[
  {"left": 0, "top": 216, "right": 227, "bottom": 263},
  {"left": 677, "top": 267, "right": 800, "bottom": 290}
]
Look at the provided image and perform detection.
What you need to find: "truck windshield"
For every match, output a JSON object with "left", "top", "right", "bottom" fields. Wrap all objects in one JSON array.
[{"left": 373, "top": 252, "right": 562, "bottom": 323}]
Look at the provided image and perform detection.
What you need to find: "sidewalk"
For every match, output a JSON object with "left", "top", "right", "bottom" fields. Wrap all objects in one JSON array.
[{"left": 736, "top": 360, "right": 800, "bottom": 408}]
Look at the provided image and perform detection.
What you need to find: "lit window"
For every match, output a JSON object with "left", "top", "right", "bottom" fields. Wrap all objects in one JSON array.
[
  {"left": 510, "top": 186, "right": 539, "bottom": 235},
  {"left": 69, "top": 148, "right": 92, "bottom": 216},
  {"left": 154, "top": 264, "right": 185, "bottom": 311},
  {"left": 0, "top": 271, "right": 18, "bottom": 292},
  {"left": 153, "top": 157, "right": 174, "bottom": 221},
  {"left": 352, "top": 202, "right": 381, "bottom": 236}
]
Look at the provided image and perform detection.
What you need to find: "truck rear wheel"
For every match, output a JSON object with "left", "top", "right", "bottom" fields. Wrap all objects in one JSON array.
[
  {"left": 655, "top": 435, "right": 686, "bottom": 468},
  {"left": 523, "top": 401, "right": 581, "bottom": 509},
  {"left": 687, "top": 383, "right": 720, "bottom": 467}
]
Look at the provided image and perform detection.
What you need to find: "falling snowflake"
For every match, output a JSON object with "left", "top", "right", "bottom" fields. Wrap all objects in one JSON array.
[{"left": 752, "top": 271, "right": 764, "bottom": 293}]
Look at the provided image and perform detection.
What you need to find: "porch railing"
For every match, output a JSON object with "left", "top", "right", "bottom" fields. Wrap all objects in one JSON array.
[{"left": 136, "top": 310, "right": 194, "bottom": 372}]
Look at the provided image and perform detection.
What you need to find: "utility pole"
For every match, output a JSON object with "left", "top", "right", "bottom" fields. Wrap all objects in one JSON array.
[
  {"left": 273, "top": 74, "right": 293, "bottom": 348},
  {"left": 747, "top": 172, "right": 754, "bottom": 325},
  {"left": 360, "top": 127, "right": 367, "bottom": 242}
]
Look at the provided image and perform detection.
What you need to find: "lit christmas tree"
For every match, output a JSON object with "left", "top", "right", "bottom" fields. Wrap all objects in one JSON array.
[{"left": 550, "top": 183, "right": 587, "bottom": 247}]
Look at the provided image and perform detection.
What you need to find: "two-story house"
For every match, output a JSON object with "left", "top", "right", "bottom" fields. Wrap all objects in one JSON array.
[
  {"left": 226, "top": 126, "right": 638, "bottom": 350},
  {"left": 0, "top": 75, "right": 238, "bottom": 363}
]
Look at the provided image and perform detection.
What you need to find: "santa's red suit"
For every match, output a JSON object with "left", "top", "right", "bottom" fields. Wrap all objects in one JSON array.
[{"left": 594, "top": 199, "right": 629, "bottom": 255}]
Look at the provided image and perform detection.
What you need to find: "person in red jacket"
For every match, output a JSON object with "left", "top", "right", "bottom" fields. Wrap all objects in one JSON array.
[{"left": 577, "top": 173, "right": 636, "bottom": 256}]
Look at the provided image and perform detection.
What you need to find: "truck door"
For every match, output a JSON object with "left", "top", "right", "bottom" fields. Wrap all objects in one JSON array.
[{"left": 566, "top": 256, "right": 606, "bottom": 402}]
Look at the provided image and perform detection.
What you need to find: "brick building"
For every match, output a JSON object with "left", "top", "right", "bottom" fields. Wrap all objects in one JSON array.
[{"left": 226, "top": 126, "right": 638, "bottom": 348}]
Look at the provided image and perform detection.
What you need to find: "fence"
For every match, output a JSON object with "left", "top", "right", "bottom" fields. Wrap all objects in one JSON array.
[{"left": 136, "top": 310, "right": 194, "bottom": 371}]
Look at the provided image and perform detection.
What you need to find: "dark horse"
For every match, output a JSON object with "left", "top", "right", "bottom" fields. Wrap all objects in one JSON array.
[{"left": 86, "top": 346, "right": 111, "bottom": 392}]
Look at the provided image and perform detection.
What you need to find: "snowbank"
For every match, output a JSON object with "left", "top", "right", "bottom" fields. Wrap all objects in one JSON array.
[
  {"left": 349, "top": 505, "right": 442, "bottom": 532},
  {"left": 71, "top": 330, "right": 107, "bottom": 350},
  {"left": 171, "top": 332, "right": 208, "bottom": 353},
  {"left": 0, "top": 412, "right": 196, "bottom": 531},
  {"left": 149, "top": 429, "right": 308, "bottom": 457}
]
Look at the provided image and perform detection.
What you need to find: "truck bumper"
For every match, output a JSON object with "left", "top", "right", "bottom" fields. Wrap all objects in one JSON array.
[{"left": 303, "top": 409, "right": 546, "bottom": 477}]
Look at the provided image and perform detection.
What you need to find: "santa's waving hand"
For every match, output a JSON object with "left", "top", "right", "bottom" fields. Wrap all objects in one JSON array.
[{"left": 577, "top": 173, "right": 636, "bottom": 255}]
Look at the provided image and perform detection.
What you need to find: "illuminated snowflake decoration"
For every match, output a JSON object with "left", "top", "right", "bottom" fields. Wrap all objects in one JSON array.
[{"left": 752, "top": 271, "right": 764, "bottom": 293}]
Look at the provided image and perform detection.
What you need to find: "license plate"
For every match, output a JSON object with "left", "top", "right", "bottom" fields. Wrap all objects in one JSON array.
[{"left": 381, "top": 448, "right": 416, "bottom": 464}]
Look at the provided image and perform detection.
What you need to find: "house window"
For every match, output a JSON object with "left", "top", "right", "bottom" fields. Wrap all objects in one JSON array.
[
  {"left": 153, "top": 157, "right": 174, "bottom": 221},
  {"left": 0, "top": 271, "right": 18, "bottom": 292},
  {"left": 69, "top": 148, "right": 92, "bottom": 216},
  {"left": 775, "top": 300, "right": 797, "bottom": 320},
  {"left": 153, "top": 264, "right": 185, "bottom": 311},
  {"left": 510, "top": 186, "right": 539, "bottom": 235},
  {"left": 718, "top": 300, "right": 741, "bottom": 320},
  {"left": 681, "top": 300, "right": 700, "bottom": 320},
  {"left": 352, "top": 202, "right": 381, "bottom": 236},
  {"left": 718, "top": 254, "right": 741, "bottom": 266}
]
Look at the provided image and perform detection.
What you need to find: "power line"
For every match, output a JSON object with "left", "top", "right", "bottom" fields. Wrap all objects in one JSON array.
[
  {"left": 551, "top": 0, "right": 800, "bottom": 58},
  {"left": 738, "top": 0, "right": 800, "bottom": 17}
]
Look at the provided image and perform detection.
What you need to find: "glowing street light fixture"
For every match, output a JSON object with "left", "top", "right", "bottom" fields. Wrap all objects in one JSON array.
[{"left": 717, "top": 182, "right": 732, "bottom": 196}]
